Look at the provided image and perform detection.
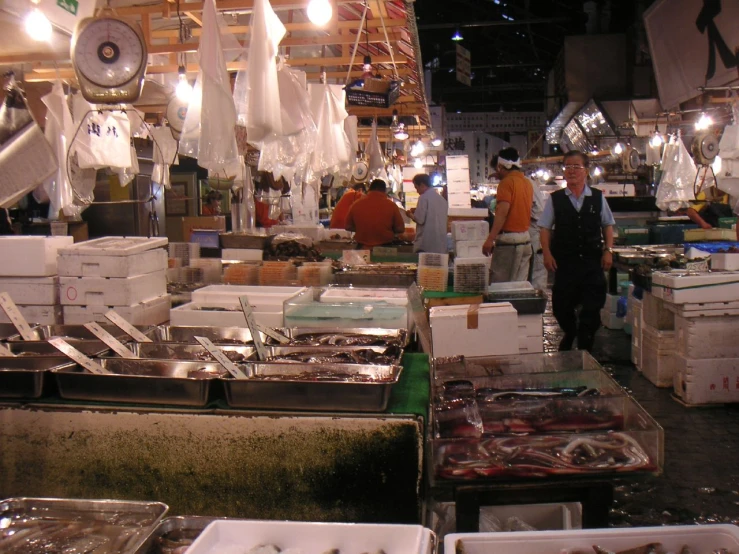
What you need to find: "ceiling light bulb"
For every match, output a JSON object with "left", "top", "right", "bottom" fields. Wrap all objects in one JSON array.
[
  {"left": 307, "top": 0, "right": 332, "bottom": 26},
  {"left": 451, "top": 29, "right": 463, "bottom": 41},
  {"left": 175, "top": 67, "right": 193, "bottom": 102},
  {"left": 650, "top": 132, "right": 663, "bottom": 148},
  {"left": 593, "top": 166, "right": 603, "bottom": 177},
  {"left": 25, "top": 8, "right": 52, "bottom": 42},
  {"left": 431, "top": 137, "right": 442, "bottom": 147},
  {"left": 414, "top": 139, "right": 425, "bottom": 155},
  {"left": 695, "top": 112, "right": 713, "bottom": 131},
  {"left": 541, "top": 171, "right": 550, "bottom": 181},
  {"left": 414, "top": 158, "right": 423, "bottom": 169},
  {"left": 613, "top": 142, "right": 624, "bottom": 155},
  {"left": 394, "top": 126, "right": 409, "bottom": 141}
]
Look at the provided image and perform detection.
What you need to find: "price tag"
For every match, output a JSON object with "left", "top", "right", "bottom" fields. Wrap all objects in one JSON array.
[
  {"left": 194, "top": 336, "right": 247, "bottom": 379},
  {"left": 256, "top": 324, "right": 290, "bottom": 345},
  {"left": 84, "top": 323, "right": 138, "bottom": 359},
  {"left": 49, "top": 338, "right": 109, "bottom": 375},
  {"left": 0, "top": 292, "right": 36, "bottom": 341},
  {"left": 239, "top": 296, "right": 267, "bottom": 360},
  {"left": 0, "top": 343, "right": 16, "bottom": 357},
  {"left": 104, "top": 310, "right": 153, "bottom": 343}
]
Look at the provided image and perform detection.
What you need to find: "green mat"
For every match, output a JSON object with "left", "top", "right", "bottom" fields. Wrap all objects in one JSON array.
[
  {"left": 422, "top": 289, "right": 480, "bottom": 299},
  {"left": 386, "top": 352, "right": 430, "bottom": 419}
]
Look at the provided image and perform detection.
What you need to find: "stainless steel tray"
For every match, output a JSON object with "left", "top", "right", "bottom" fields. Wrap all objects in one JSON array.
[
  {"left": 53, "top": 359, "right": 229, "bottom": 407},
  {"left": 0, "top": 323, "right": 36, "bottom": 341},
  {"left": 0, "top": 497, "right": 168, "bottom": 554},
  {"left": 134, "top": 516, "right": 221, "bottom": 554},
  {"left": 269, "top": 327, "right": 409, "bottom": 347},
  {"left": 0, "top": 340, "right": 110, "bottom": 358},
  {"left": 262, "top": 344, "right": 404, "bottom": 366},
  {"left": 0, "top": 357, "right": 74, "bottom": 399},
  {"left": 223, "top": 361, "right": 403, "bottom": 412},
  {"left": 148, "top": 325, "right": 259, "bottom": 345},
  {"left": 6, "top": 324, "right": 152, "bottom": 342},
  {"left": 106, "top": 342, "right": 254, "bottom": 362}
]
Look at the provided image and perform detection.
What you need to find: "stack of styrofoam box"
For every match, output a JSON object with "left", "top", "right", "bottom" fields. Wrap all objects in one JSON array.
[
  {"left": 429, "top": 302, "right": 519, "bottom": 358},
  {"left": 651, "top": 270, "right": 739, "bottom": 405},
  {"left": 600, "top": 290, "right": 625, "bottom": 330},
  {"left": 171, "top": 285, "right": 306, "bottom": 328},
  {"left": 58, "top": 237, "right": 170, "bottom": 325},
  {"left": 0, "top": 236, "right": 73, "bottom": 324},
  {"left": 629, "top": 286, "right": 644, "bottom": 370},
  {"left": 518, "top": 313, "right": 544, "bottom": 354},
  {"left": 638, "top": 290, "right": 676, "bottom": 387},
  {"left": 451, "top": 221, "right": 488, "bottom": 259}
]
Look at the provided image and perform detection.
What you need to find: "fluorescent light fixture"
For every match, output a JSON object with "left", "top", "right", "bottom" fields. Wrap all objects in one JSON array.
[
  {"left": 25, "top": 7, "right": 52, "bottom": 42},
  {"left": 307, "top": 0, "right": 332, "bottom": 26}
]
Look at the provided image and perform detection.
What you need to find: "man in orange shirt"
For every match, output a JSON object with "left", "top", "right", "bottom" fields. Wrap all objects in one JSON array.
[
  {"left": 330, "top": 183, "right": 365, "bottom": 229},
  {"left": 482, "top": 147, "right": 534, "bottom": 282},
  {"left": 345, "top": 179, "right": 405, "bottom": 248}
]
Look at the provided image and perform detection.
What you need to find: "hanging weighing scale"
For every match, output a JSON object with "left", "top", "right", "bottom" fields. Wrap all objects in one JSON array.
[{"left": 71, "top": 15, "right": 148, "bottom": 104}]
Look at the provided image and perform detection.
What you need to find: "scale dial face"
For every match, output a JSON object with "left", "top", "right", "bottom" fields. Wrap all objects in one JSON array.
[{"left": 72, "top": 17, "right": 147, "bottom": 103}]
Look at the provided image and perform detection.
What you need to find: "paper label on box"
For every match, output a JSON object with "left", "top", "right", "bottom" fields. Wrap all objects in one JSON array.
[
  {"left": 0, "top": 292, "right": 35, "bottom": 341},
  {"left": 467, "top": 303, "right": 480, "bottom": 329},
  {"left": 84, "top": 322, "right": 137, "bottom": 359},
  {"left": 194, "top": 336, "right": 248, "bottom": 379}
]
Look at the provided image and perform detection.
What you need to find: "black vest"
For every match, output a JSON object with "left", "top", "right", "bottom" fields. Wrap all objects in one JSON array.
[{"left": 550, "top": 187, "right": 604, "bottom": 262}]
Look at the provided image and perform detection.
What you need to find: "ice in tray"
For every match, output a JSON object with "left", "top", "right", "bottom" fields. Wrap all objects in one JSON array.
[{"left": 186, "top": 519, "right": 434, "bottom": 554}]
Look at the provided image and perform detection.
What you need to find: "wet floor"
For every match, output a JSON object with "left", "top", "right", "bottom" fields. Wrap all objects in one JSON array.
[{"left": 544, "top": 302, "right": 739, "bottom": 528}]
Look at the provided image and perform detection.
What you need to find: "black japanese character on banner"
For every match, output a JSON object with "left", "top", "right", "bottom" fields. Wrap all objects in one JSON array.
[
  {"left": 696, "top": 0, "right": 738, "bottom": 80},
  {"left": 87, "top": 122, "right": 101, "bottom": 137},
  {"left": 107, "top": 126, "right": 118, "bottom": 138}
]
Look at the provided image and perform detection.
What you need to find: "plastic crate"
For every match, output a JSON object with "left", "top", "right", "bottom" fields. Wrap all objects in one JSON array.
[{"left": 345, "top": 79, "right": 401, "bottom": 108}]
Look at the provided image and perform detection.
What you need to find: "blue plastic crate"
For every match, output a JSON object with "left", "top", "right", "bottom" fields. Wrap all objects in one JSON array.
[{"left": 683, "top": 241, "right": 739, "bottom": 254}]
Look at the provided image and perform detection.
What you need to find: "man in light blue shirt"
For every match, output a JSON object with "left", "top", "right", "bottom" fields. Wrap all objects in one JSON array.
[{"left": 407, "top": 174, "right": 448, "bottom": 253}]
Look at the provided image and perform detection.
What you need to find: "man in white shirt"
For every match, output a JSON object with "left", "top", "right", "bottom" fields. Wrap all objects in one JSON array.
[
  {"left": 529, "top": 179, "right": 548, "bottom": 290},
  {"left": 407, "top": 174, "right": 448, "bottom": 253}
]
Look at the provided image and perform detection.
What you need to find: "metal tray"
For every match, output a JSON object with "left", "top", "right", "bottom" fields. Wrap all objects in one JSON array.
[
  {"left": 268, "top": 327, "right": 409, "bottom": 347},
  {"left": 6, "top": 324, "right": 152, "bottom": 342},
  {"left": 148, "top": 325, "right": 259, "bottom": 345},
  {"left": 0, "top": 340, "right": 110, "bottom": 358},
  {"left": 0, "top": 323, "right": 36, "bottom": 341},
  {"left": 53, "top": 359, "right": 230, "bottom": 407},
  {"left": 219, "top": 231, "right": 273, "bottom": 250},
  {"left": 223, "top": 361, "right": 403, "bottom": 412},
  {"left": 0, "top": 357, "right": 74, "bottom": 399},
  {"left": 107, "top": 342, "right": 254, "bottom": 363},
  {"left": 134, "top": 516, "right": 222, "bottom": 554},
  {"left": 0, "top": 497, "right": 168, "bottom": 554},
  {"left": 262, "top": 344, "right": 404, "bottom": 366}
]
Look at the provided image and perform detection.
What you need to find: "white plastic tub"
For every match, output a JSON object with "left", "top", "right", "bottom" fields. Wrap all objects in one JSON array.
[
  {"left": 445, "top": 524, "right": 739, "bottom": 554},
  {"left": 187, "top": 520, "right": 434, "bottom": 554}
]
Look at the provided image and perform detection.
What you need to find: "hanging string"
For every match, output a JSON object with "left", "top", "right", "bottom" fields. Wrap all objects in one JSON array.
[{"left": 345, "top": 1, "right": 369, "bottom": 85}]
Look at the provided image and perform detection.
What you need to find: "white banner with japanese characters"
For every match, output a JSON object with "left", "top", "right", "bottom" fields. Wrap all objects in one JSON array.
[{"left": 73, "top": 111, "right": 131, "bottom": 170}]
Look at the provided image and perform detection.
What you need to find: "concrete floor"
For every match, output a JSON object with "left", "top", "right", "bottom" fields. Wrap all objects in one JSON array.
[{"left": 543, "top": 310, "right": 739, "bottom": 527}]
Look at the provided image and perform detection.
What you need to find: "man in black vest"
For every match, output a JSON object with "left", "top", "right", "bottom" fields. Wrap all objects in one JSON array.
[{"left": 538, "top": 151, "right": 616, "bottom": 352}]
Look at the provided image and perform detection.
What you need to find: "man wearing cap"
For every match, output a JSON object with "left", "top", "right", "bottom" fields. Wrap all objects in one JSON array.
[
  {"left": 539, "top": 150, "right": 615, "bottom": 352},
  {"left": 482, "top": 147, "right": 534, "bottom": 282}
]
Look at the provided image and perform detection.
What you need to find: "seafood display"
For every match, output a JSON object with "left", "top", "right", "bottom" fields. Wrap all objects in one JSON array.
[
  {"left": 0, "top": 498, "right": 167, "bottom": 554},
  {"left": 436, "top": 432, "right": 657, "bottom": 480},
  {"left": 268, "top": 327, "right": 408, "bottom": 347},
  {"left": 247, "top": 368, "right": 392, "bottom": 383},
  {"left": 119, "top": 343, "right": 254, "bottom": 363},
  {"left": 265, "top": 345, "right": 402, "bottom": 366},
  {"left": 563, "top": 547, "right": 734, "bottom": 554}
]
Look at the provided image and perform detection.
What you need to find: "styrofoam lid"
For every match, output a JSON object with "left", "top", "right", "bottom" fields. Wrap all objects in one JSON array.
[
  {"left": 488, "top": 281, "right": 534, "bottom": 293},
  {"left": 59, "top": 236, "right": 168, "bottom": 256}
]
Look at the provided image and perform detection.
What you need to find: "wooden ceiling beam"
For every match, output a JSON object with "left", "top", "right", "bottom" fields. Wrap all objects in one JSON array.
[{"left": 114, "top": 0, "right": 355, "bottom": 17}]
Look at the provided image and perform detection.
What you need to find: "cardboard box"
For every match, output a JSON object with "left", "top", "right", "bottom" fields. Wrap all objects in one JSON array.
[
  {"left": 673, "top": 355, "right": 739, "bottom": 405},
  {"left": 430, "top": 302, "right": 519, "bottom": 358},
  {"left": 181, "top": 216, "right": 226, "bottom": 242}
]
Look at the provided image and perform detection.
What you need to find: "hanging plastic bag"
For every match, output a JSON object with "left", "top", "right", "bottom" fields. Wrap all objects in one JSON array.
[
  {"left": 40, "top": 81, "right": 74, "bottom": 218},
  {"left": 655, "top": 136, "right": 697, "bottom": 211},
  {"left": 307, "top": 83, "right": 352, "bottom": 187},
  {"left": 366, "top": 119, "right": 385, "bottom": 179},
  {"left": 0, "top": 75, "right": 58, "bottom": 208},
  {"left": 73, "top": 110, "right": 132, "bottom": 169}
]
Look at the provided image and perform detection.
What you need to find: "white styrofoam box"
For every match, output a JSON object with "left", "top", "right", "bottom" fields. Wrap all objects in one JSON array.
[
  {"left": 188, "top": 520, "right": 433, "bottom": 554},
  {"left": 674, "top": 355, "right": 739, "bottom": 405},
  {"left": 57, "top": 248, "right": 168, "bottom": 278},
  {"left": 0, "top": 304, "right": 62, "bottom": 325},
  {"left": 600, "top": 308, "right": 624, "bottom": 330},
  {"left": 487, "top": 281, "right": 534, "bottom": 294},
  {"left": 62, "top": 295, "right": 171, "bottom": 326},
  {"left": 663, "top": 299, "right": 739, "bottom": 318},
  {"left": 604, "top": 293, "right": 619, "bottom": 313},
  {"left": 448, "top": 208, "right": 488, "bottom": 217},
  {"left": 479, "top": 503, "right": 580, "bottom": 532},
  {"left": 641, "top": 328, "right": 676, "bottom": 388},
  {"left": 675, "top": 314, "right": 739, "bottom": 358},
  {"left": 0, "top": 236, "right": 73, "bottom": 276},
  {"left": 652, "top": 270, "right": 739, "bottom": 303},
  {"left": 451, "top": 220, "right": 489, "bottom": 241},
  {"left": 320, "top": 287, "right": 409, "bottom": 306},
  {"left": 221, "top": 248, "right": 264, "bottom": 262},
  {"left": 60, "top": 271, "right": 167, "bottom": 306},
  {"left": 518, "top": 335, "right": 544, "bottom": 354},
  {"left": 430, "top": 302, "right": 519, "bottom": 358},
  {"left": 641, "top": 291, "right": 674, "bottom": 330},
  {"left": 0, "top": 276, "right": 59, "bottom": 305},
  {"left": 192, "top": 285, "right": 306, "bottom": 310},
  {"left": 711, "top": 252, "right": 739, "bottom": 270},
  {"left": 59, "top": 236, "right": 168, "bottom": 257},
  {"left": 445, "top": 525, "right": 739, "bottom": 554},
  {"left": 631, "top": 343, "right": 642, "bottom": 370},
  {"left": 454, "top": 239, "right": 485, "bottom": 258},
  {"left": 518, "top": 314, "right": 543, "bottom": 337},
  {"left": 170, "top": 302, "right": 283, "bottom": 328}
]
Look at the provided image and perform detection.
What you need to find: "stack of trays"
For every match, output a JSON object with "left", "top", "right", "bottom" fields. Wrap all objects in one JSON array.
[
  {"left": 417, "top": 253, "right": 449, "bottom": 292},
  {"left": 259, "top": 261, "right": 297, "bottom": 286},
  {"left": 0, "top": 236, "right": 73, "bottom": 324},
  {"left": 223, "top": 263, "right": 260, "bottom": 285},
  {"left": 58, "top": 237, "right": 170, "bottom": 325},
  {"left": 297, "top": 261, "right": 333, "bottom": 286}
]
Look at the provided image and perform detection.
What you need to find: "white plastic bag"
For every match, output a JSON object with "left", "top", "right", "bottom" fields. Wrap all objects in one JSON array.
[
  {"left": 73, "top": 110, "right": 131, "bottom": 169},
  {"left": 367, "top": 118, "right": 385, "bottom": 179},
  {"left": 655, "top": 136, "right": 697, "bottom": 211},
  {"left": 308, "top": 83, "right": 352, "bottom": 186},
  {"left": 40, "top": 81, "right": 74, "bottom": 219}
]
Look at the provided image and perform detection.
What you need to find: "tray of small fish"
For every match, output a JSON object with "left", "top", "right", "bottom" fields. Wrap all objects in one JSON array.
[
  {"left": 445, "top": 525, "right": 739, "bottom": 554},
  {"left": 0, "top": 497, "right": 168, "bottom": 554},
  {"left": 0, "top": 357, "right": 74, "bottom": 399},
  {"left": 185, "top": 519, "right": 434, "bottom": 554},
  {"left": 134, "top": 516, "right": 224, "bottom": 554},
  {"left": 147, "top": 325, "right": 260, "bottom": 345},
  {"left": 267, "top": 327, "right": 409, "bottom": 347},
  {"left": 223, "top": 347, "right": 404, "bottom": 412},
  {"left": 53, "top": 359, "right": 230, "bottom": 407},
  {"left": 333, "top": 264, "right": 417, "bottom": 288},
  {"left": 105, "top": 343, "right": 254, "bottom": 363}
]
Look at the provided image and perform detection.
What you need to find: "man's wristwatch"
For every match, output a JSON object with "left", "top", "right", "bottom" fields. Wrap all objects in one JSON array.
[{"left": 603, "top": 247, "right": 614, "bottom": 254}]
